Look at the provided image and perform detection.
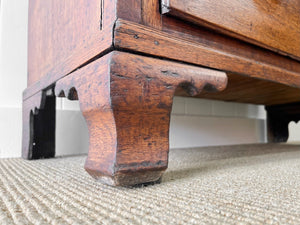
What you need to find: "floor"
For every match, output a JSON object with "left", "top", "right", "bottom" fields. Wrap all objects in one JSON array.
[{"left": 0, "top": 143, "right": 300, "bottom": 224}]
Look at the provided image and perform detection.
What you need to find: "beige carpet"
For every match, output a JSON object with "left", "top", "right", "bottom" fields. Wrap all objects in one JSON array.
[{"left": 0, "top": 144, "right": 300, "bottom": 224}]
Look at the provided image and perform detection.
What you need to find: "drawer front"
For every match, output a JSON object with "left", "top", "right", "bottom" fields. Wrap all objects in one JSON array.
[{"left": 161, "top": 0, "right": 300, "bottom": 59}]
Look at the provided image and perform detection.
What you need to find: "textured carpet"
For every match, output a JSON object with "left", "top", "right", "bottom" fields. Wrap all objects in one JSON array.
[{"left": 0, "top": 144, "right": 300, "bottom": 224}]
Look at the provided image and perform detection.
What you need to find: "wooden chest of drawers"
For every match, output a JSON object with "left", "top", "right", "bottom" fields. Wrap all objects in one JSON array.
[{"left": 23, "top": 0, "right": 300, "bottom": 186}]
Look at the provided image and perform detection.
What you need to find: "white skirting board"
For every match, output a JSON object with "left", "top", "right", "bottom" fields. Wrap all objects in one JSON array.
[
  {"left": 1, "top": 102, "right": 300, "bottom": 158},
  {"left": 55, "top": 109, "right": 266, "bottom": 156},
  {"left": 0, "top": 106, "right": 266, "bottom": 158}
]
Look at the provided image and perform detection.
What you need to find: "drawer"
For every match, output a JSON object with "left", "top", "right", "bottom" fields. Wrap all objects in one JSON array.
[{"left": 161, "top": 0, "right": 300, "bottom": 59}]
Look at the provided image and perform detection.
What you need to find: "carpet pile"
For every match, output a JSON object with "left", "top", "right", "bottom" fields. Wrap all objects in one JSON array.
[{"left": 0, "top": 144, "right": 300, "bottom": 224}]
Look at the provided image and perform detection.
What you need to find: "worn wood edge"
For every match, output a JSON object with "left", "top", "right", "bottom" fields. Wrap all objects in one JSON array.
[
  {"left": 54, "top": 51, "right": 227, "bottom": 186},
  {"left": 55, "top": 53, "right": 117, "bottom": 177},
  {"left": 113, "top": 19, "right": 300, "bottom": 88},
  {"left": 24, "top": 17, "right": 300, "bottom": 101},
  {"left": 161, "top": 2, "right": 300, "bottom": 61},
  {"left": 108, "top": 51, "right": 226, "bottom": 184},
  {"left": 109, "top": 50, "right": 228, "bottom": 96},
  {"left": 195, "top": 72, "right": 300, "bottom": 106},
  {"left": 23, "top": 27, "right": 114, "bottom": 101},
  {"left": 86, "top": 168, "right": 165, "bottom": 187},
  {"left": 110, "top": 51, "right": 227, "bottom": 173},
  {"left": 53, "top": 52, "right": 169, "bottom": 186}
]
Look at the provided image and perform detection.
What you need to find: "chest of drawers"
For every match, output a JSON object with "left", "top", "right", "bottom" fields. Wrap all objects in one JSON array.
[{"left": 23, "top": 0, "right": 300, "bottom": 186}]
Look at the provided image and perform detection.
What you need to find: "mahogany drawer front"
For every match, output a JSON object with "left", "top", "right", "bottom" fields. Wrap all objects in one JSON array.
[{"left": 161, "top": 0, "right": 300, "bottom": 59}]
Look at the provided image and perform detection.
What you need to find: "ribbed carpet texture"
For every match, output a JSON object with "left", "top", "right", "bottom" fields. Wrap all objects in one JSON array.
[{"left": 0, "top": 144, "right": 300, "bottom": 224}]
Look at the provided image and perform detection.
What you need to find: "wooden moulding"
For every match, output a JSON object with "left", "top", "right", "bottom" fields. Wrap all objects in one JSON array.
[
  {"left": 265, "top": 103, "right": 300, "bottom": 143},
  {"left": 22, "top": 88, "right": 56, "bottom": 159},
  {"left": 54, "top": 51, "right": 227, "bottom": 186},
  {"left": 114, "top": 19, "right": 300, "bottom": 88},
  {"left": 161, "top": 0, "right": 300, "bottom": 60},
  {"left": 24, "top": 18, "right": 300, "bottom": 103},
  {"left": 24, "top": 0, "right": 116, "bottom": 101}
]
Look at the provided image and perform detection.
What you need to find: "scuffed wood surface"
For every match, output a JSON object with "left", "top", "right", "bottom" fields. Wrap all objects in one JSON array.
[
  {"left": 55, "top": 51, "right": 227, "bottom": 186},
  {"left": 161, "top": 0, "right": 300, "bottom": 59},
  {"left": 24, "top": 0, "right": 300, "bottom": 187},
  {"left": 27, "top": 0, "right": 116, "bottom": 95},
  {"left": 194, "top": 72, "right": 300, "bottom": 106},
  {"left": 114, "top": 19, "right": 300, "bottom": 89}
]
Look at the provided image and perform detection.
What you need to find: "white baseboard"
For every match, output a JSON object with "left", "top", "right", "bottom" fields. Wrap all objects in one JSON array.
[
  {"left": 288, "top": 121, "right": 300, "bottom": 142},
  {"left": 3, "top": 105, "right": 300, "bottom": 158},
  {"left": 169, "top": 115, "right": 266, "bottom": 148},
  {"left": 55, "top": 109, "right": 267, "bottom": 156},
  {"left": 0, "top": 107, "right": 22, "bottom": 158}
]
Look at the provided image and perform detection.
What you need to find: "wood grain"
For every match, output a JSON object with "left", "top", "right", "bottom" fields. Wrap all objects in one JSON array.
[
  {"left": 117, "top": 0, "right": 142, "bottom": 24},
  {"left": 27, "top": 0, "right": 116, "bottom": 90},
  {"left": 24, "top": 1, "right": 300, "bottom": 186},
  {"left": 161, "top": 0, "right": 300, "bottom": 59},
  {"left": 161, "top": 16, "right": 300, "bottom": 74},
  {"left": 194, "top": 73, "right": 300, "bottom": 106},
  {"left": 55, "top": 51, "right": 227, "bottom": 186},
  {"left": 114, "top": 19, "right": 300, "bottom": 88},
  {"left": 142, "top": 0, "right": 162, "bottom": 29}
]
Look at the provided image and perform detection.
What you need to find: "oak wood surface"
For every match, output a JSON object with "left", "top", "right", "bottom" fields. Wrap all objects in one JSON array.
[
  {"left": 161, "top": 16, "right": 300, "bottom": 74},
  {"left": 117, "top": 0, "right": 142, "bottom": 24},
  {"left": 191, "top": 73, "right": 300, "bottom": 106},
  {"left": 161, "top": 0, "right": 300, "bottom": 59},
  {"left": 27, "top": 0, "right": 115, "bottom": 86},
  {"left": 25, "top": 1, "right": 300, "bottom": 105},
  {"left": 142, "top": 0, "right": 162, "bottom": 29},
  {"left": 24, "top": 1, "right": 300, "bottom": 186},
  {"left": 55, "top": 51, "right": 227, "bottom": 186},
  {"left": 114, "top": 19, "right": 300, "bottom": 89}
]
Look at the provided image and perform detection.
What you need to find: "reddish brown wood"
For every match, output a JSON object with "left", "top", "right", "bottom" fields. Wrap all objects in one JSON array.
[
  {"left": 161, "top": 0, "right": 300, "bottom": 60},
  {"left": 114, "top": 19, "right": 300, "bottom": 88},
  {"left": 160, "top": 17, "right": 300, "bottom": 74},
  {"left": 24, "top": 0, "right": 300, "bottom": 186},
  {"left": 25, "top": 2, "right": 300, "bottom": 102},
  {"left": 195, "top": 73, "right": 300, "bottom": 106},
  {"left": 22, "top": 88, "right": 55, "bottom": 159},
  {"left": 54, "top": 51, "right": 227, "bottom": 186},
  {"left": 26, "top": 0, "right": 116, "bottom": 97}
]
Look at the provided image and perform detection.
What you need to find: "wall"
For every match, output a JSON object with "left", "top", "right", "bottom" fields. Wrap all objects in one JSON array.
[
  {"left": 0, "top": 0, "right": 28, "bottom": 158},
  {"left": 1, "top": 0, "right": 297, "bottom": 158},
  {"left": 55, "top": 97, "right": 267, "bottom": 156}
]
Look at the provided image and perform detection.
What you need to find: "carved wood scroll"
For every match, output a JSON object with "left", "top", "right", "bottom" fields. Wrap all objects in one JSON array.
[{"left": 54, "top": 51, "right": 227, "bottom": 186}]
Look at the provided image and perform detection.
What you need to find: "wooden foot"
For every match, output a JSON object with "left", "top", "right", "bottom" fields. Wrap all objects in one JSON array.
[
  {"left": 265, "top": 102, "right": 300, "bottom": 143},
  {"left": 22, "top": 88, "right": 56, "bottom": 159},
  {"left": 55, "top": 51, "right": 227, "bottom": 186}
]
